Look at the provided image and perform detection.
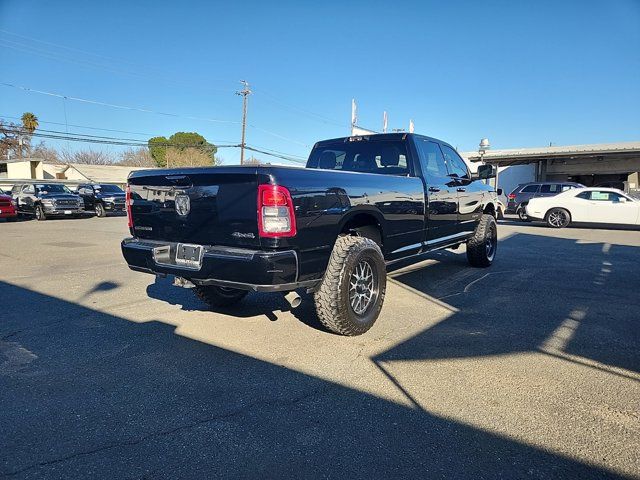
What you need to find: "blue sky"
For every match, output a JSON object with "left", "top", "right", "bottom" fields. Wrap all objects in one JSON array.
[{"left": 1, "top": 0, "right": 639, "bottom": 165}]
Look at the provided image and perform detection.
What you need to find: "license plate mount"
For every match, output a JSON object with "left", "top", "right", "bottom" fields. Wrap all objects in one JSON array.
[
  {"left": 64, "top": 210, "right": 72, "bottom": 215},
  {"left": 175, "top": 243, "right": 204, "bottom": 269}
]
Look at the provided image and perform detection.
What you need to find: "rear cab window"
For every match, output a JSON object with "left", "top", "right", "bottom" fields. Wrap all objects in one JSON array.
[{"left": 307, "top": 139, "right": 411, "bottom": 176}]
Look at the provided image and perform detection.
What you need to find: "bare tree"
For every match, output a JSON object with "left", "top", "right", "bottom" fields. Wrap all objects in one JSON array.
[
  {"left": 165, "top": 147, "right": 217, "bottom": 168},
  {"left": 60, "top": 148, "right": 115, "bottom": 165},
  {"left": 31, "top": 142, "right": 61, "bottom": 164},
  {"left": 117, "top": 148, "right": 155, "bottom": 167}
]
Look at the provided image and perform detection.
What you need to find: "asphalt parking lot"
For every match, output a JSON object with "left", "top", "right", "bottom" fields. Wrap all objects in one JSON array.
[{"left": 1, "top": 216, "right": 639, "bottom": 479}]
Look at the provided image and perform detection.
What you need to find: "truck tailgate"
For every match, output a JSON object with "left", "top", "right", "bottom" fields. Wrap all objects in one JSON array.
[{"left": 128, "top": 168, "right": 261, "bottom": 248}]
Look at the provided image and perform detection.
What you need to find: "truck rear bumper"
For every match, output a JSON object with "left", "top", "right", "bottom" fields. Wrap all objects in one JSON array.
[{"left": 121, "top": 238, "right": 318, "bottom": 292}]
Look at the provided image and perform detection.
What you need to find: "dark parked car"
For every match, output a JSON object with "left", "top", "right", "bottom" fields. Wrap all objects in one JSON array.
[
  {"left": 13, "top": 183, "right": 84, "bottom": 220},
  {"left": 77, "top": 183, "right": 126, "bottom": 217},
  {"left": 507, "top": 181, "right": 583, "bottom": 220},
  {"left": 122, "top": 133, "right": 500, "bottom": 336}
]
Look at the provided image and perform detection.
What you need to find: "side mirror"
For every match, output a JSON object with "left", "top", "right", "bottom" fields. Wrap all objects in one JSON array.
[
  {"left": 497, "top": 188, "right": 503, "bottom": 196},
  {"left": 476, "top": 164, "right": 496, "bottom": 180}
]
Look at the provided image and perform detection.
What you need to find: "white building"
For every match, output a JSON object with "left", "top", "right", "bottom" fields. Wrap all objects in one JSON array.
[{"left": 0, "top": 158, "right": 153, "bottom": 191}]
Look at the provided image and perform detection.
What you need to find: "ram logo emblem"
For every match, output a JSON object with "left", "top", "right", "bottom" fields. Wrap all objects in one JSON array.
[{"left": 175, "top": 194, "right": 190, "bottom": 216}]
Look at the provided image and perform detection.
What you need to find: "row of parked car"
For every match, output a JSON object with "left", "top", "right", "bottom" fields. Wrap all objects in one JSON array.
[
  {"left": 0, "top": 182, "right": 126, "bottom": 221},
  {"left": 507, "top": 181, "right": 640, "bottom": 228}
]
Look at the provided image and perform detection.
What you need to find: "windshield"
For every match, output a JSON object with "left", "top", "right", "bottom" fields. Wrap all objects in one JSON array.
[
  {"left": 35, "top": 184, "right": 72, "bottom": 194},
  {"left": 307, "top": 140, "right": 410, "bottom": 176},
  {"left": 94, "top": 184, "right": 124, "bottom": 193}
]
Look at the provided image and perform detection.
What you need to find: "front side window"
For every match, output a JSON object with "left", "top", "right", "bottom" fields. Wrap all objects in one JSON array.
[
  {"left": 307, "top": 141, "right": 410, "bottom": 176},
  {"left": 23, "top": 185, "right": 35, "bottom": 194},
  {"left": 439, "top": 144, "right": 470, "bottom": 179},
  {"left": 414, "top": 139, "right": 449, "bottom": 178},
  {"left": 521, "top": 185, "right": 539, "bottom": 193}
]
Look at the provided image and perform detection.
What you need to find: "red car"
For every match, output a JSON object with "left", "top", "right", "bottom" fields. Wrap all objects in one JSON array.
[{"left": 0, "top": 187, "right": 18, "bottom": 221}]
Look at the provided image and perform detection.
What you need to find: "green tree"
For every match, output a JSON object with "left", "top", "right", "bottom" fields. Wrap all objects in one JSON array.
[
  {"left": 148, "top": 136, "right": 168, "bottom": 167},
  {"left": 148, "top": 132, "right": 217, "bottom": 167}
]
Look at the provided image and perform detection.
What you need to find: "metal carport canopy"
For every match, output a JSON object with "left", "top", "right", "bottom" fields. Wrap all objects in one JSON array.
[{"left": 463, "top": 141, "right": 640, "bottom": 167}]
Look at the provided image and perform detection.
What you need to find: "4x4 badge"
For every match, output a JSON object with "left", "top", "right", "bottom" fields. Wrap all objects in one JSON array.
[{"left": 175, "top": 194, "right": 190, "bottom": 216}]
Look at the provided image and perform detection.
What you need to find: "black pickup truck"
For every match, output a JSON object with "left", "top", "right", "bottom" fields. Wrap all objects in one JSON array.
[{"left": 122, "top": 133, "right": 498, "bottom": 335}]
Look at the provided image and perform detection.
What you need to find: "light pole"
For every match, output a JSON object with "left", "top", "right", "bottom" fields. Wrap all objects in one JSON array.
[{"left": 478, "top": 138, "right": 497, "bottom": 189}]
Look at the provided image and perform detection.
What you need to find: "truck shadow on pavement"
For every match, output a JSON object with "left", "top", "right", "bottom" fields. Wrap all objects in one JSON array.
[
  {"left": 0, "top": 279, "right": 632, "bottom": 479},
  {"left": 380, "top": 231, "right": 640, "bottom": 378},
  {"left": 146, "top": 231, "right": 639, "bottom": 379}
]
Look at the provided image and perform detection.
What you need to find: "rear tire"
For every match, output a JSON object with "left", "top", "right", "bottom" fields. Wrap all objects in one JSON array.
[
  {"left": 35, "top": 204, "right": 46, "bottom": 221},
  {"left": 545, "top": 208, "right": 571, "bottom": 228},
  {"left": 95, "top": 203, "right": 106, "bottom": 217},
  {"left": 314, "top": 236, "right": 386, "bottom": 336},
  {"left": 517, "top": 205, "right": 529, "bottom": 222},
  {"left": 467, "top": 214, "right": 497, "bottom": 268},
  {"left": 193, "top": 285, "right": 248, "bottom": 307}
]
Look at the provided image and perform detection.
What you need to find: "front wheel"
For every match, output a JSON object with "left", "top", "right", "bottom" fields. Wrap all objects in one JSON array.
[
  {"left": 467, "top": 214, "right": 497, "bottom": 268},
  {"left": 35, "top": 204, "right": 46, "bottom": 221},
  {"left": 95, "top": 203, "right": 106, "bottom": 217},
  {"left": 193, "top": 285, "right": 248, "bottom": 307},
  {"left": 314, "top": 236, "right": 387, "bottom": 336},
  {"left": 545, "top": 208, "right": 571, "bottom": 228}
]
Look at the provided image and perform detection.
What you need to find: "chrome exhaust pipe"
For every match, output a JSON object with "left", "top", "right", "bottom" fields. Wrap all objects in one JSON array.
[
  {"left": 283, "top": 291, "right": 302, "bottom": 309},
  {"left": 173, "top": 276, "right": 195, "bottom": 288}
]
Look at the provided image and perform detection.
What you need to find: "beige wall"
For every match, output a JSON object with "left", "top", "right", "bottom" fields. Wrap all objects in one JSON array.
[{"left": 7, "top": 161, "right": 35, "bottom": 179}]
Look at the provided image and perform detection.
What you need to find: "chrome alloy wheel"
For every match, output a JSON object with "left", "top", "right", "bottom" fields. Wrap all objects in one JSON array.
[
  {"left": 349, "top": 259, "right": 378, "bottom": 316},
  {"left": 548, "top": 210, "right": 568, "bottom": 227},
  {"left": 486, "top": 223, "right": 497, "bottom": 261}
]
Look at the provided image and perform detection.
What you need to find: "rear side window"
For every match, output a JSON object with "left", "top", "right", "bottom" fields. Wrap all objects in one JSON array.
[
  {"left": 540, "top": 184, "right": 561, "bottom": 193},
  {"left": 577, "top": 190, "right": 628, "bottom": 202},
  {"left": 521, "top": 185, "right": 539, "bottom": 193},
  {"left": 307, "top": 141, "right": 410, "bottom": 176},
  {"left": 414, "top": 139, "right": 448, "bottom": 178}
]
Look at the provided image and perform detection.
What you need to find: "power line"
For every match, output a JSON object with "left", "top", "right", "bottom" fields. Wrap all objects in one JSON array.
[
  {"left": 1, "top": 123, "right": 306, "bottom": 164},
  {"left": 253, "top": 87, "right": 349, "bottom": 128},
  {"left": 244, "top": 145, "right": 306, "bottom": 164},
  {"left": 0, "top": 30, "right": 235, "bottom": 94},
  {"left": 1, "top": 82, "right": 312, "bottom": 148},
  {"left": 0, "top": 114, "right": 155, "bottom": 137},
  {"left": 0, "top": 82, "right": 240, "bottom": 124}
]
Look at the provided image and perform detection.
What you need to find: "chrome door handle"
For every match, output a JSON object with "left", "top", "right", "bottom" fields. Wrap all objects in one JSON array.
[
  {"left": 457, "top": 188, "right": 466, "bottom": 192},
  {"left": 428, "top": 187, "right": 440, "bottom": 192}
]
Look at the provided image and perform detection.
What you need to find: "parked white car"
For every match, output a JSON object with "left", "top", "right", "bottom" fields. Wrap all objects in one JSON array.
[{"left": 526, "top": 187, "right": 640, "bottom": 228}]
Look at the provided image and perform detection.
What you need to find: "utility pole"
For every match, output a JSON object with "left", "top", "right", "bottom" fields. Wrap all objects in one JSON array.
[{"left": 236, "top": 80, "right": 251, "bottom": 165}]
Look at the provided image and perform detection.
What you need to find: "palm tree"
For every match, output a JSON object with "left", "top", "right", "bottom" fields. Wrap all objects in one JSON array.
[
  {"left": 18, "top": 112, "right": 38, "bottom": 158},
  {"left": 21, "top": 112, "right": 39, "bottom": 133}
]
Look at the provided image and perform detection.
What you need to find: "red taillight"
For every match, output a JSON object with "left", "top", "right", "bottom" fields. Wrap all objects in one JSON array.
[
  {"left": 257, "top": 185, "right": 297, "bottom": 238},
  {"left": 262, "top": 189, "right": 287, "bottom": 206},
  {"left": 125, "top": 184, "right": 133, "bottom": 229},
  {"left": 508, "top": 194, "right": 516, "bottom": 200}
]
